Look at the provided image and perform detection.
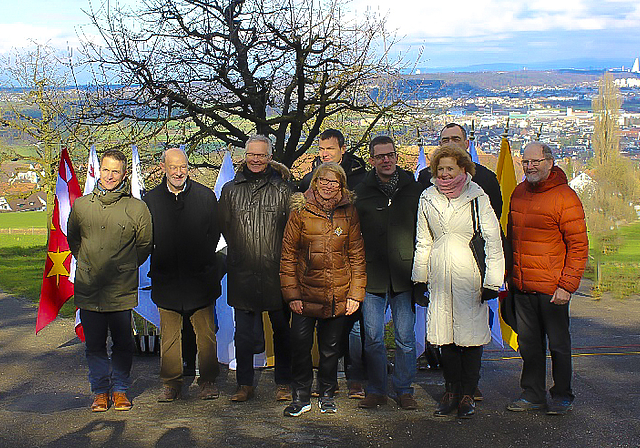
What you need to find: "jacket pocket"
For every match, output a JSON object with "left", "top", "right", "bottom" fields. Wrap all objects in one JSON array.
[{"left": 117, "top": 262, "right": 137, "bottom": 272}]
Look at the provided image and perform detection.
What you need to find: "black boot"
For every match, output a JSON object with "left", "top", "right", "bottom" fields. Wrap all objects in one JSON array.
[
  {"left": 434, "top": 383, "right": 460, "bottom": 416},
  {"left": 457, "top": 394, "right": 475, "bottom": 418}
]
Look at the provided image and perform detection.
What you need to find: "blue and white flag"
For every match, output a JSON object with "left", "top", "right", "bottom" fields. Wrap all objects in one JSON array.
[
  {"left": 82, "top": 145, "right": 100, "bottom": 196},
  {"left": 487, "top": 297, "right": 503, "bottom": 348},
  {"left": 211, "top": 151, "right": 244, "bottom": 366},
  {"left": 415, "top": 144, "right": 427, "bottom": 181},
  {"left": 131, "top": 145, "right": 160, "bottom": 328},
  {"left": 469, "top": 138, "right": 479, "bottom": 163}
]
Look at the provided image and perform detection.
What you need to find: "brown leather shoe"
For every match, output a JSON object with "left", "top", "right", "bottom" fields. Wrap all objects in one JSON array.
[
  {"left": 111, "top": 392, "right": 132, "bottom": 411},
  {"left": 158, "top": 386, "right": 181, "bottom": 403},
  {"left": 198, "top": 381, "right": 220, "bottom": 400},
  {"left": 275, "top": 385, "right": 292, "bottom": 402},
  {"left": 348, "top": 382, "right": 365, "bottom": 399},
  {"left": 90, "top": 393, "right": 109, "bottom": 412},
  {"left": 394, "top": 393, "right": 418, "bottom": 410},
  {"left": 231, "top": 385, "right": 255, "bottom": 402},
  {"left": 358, "top": 393, "right": 387, "bottom": 409}
]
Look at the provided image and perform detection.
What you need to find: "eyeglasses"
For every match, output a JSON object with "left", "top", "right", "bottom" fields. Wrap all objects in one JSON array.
[
  {"left": 317, "top": 177, "right": 341, "bottom": 188},
  {"left": 246, "top": 152, "right": 269, "bottom": 160},
  {"left": 372, "top": 152, "right": 397, "bottom": 161},
  {"left": 521, "top": 158, "right": 549, "bottom": 167}
]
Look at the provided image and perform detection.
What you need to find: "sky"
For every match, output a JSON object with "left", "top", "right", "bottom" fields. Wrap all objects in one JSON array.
[{"left": 1, "top": 0, "right": 639, "bottom": 71}]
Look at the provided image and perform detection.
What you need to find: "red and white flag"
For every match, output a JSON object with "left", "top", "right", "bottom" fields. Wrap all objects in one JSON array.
[{"left": 36, "top": 148, "right": 83, "bottom": 339}]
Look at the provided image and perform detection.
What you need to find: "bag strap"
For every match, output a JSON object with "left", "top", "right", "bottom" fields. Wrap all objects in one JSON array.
[{"left": 470, "top": 197, "right": 481, "bottom": 235}]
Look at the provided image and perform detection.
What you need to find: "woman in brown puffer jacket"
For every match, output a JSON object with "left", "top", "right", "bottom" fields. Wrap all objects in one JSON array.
[{"left": 280, "top": 162, "right": 366, "bottom": 417}]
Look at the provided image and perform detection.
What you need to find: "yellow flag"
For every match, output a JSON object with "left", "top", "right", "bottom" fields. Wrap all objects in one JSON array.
[
  {"left": 495, "top": 136, "right": 517, "bottom": 234},
  {"left": 495, "top": 134, "right": 519, "bottom": 351}
]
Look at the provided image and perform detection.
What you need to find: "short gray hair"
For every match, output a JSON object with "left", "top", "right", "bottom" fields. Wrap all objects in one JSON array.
[
  {"left": 245, "top": 134, "right": 273, "bottom": 155},
  {"left": 161, "top": 147, "right": 188, "bottom": 164},
  {"left": 526, "top": 141, "right": 554, "bottom": 162},
  {"left": 540, "top": 142, "right": 554, "bottom": 161}
]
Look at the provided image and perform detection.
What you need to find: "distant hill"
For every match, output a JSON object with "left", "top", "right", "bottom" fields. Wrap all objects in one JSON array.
[
  {"left": 415, "top": 58, "right": 632, "bottom": 73},
  {"left": 400, "top": 70, "right": 640, "bottom": 91}
]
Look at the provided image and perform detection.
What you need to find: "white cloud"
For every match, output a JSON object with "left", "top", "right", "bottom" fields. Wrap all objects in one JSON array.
[
  {"left": 0, "top": 23, "right": 82, "bottom": 54},
  {"left": 349, "top": 0, "right": 640, "bottom": 39}
]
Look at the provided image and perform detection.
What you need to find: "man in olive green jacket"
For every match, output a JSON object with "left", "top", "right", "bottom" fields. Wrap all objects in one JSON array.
[{"left": 67, "top": 149, "right": 152, "bottom": 412}]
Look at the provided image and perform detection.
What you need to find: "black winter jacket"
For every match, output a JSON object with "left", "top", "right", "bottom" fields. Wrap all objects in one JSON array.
[
  {"left": 143, "top": 177, "right": 221, "bottom": 312},
  {"left": 219, "top": 162, "right": 295, "bottom": 312},
  {"left": 354, "top": 167, "right": 423, "bottom": 294},
  {"left": 418, "top": 162, "right": 503, "bottom": 219},
  {"left": 298, "top": 152, "right": 367, "bottom": 192}
]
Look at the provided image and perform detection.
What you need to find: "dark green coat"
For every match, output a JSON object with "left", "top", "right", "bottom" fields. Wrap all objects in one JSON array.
[
  {"left": 354, "top": 167, "right": 423, "bottom": 294},
  {"left": 67, "top": 179, "right": 153, "bottom": 312}
]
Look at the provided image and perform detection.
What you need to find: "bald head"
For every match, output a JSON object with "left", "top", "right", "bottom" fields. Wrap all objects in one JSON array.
[
  {"left": 161, "top": 148, "right": 189, "bottom": 194},
  {"left": 522, "top": 142, "right": 554, "bottom": 185}
]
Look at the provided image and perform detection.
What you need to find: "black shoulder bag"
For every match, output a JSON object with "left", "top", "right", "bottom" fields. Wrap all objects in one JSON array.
[
  {"left": 470, "top": 198, "right": 498, "bottom": 302},
  {"left": 469, "top": 198, "right": 486, "bottom": 281}
]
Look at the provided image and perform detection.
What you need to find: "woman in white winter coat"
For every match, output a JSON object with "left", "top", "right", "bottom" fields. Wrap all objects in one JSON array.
[{"left": 412, "top": 144, "right": 504, "bottom": 418}]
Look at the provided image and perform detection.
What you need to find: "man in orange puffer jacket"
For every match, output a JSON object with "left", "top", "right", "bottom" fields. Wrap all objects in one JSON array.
[{"left": 506, "top": 142, "right": 588, "bottom": 416}]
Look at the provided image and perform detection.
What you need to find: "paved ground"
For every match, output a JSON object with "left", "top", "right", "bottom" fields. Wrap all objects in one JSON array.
[{"left": 0, "top": 279, "right": 639, "bottom": 448}]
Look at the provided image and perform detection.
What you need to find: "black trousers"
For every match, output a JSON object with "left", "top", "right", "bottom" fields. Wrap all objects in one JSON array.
[
  {"left": 234, "top": 308, "right": 292, "bottom": 387},
  {"left": 80, "top": 309, "right": 134, "bottom": 394},
  {"left": 514, "top": 290, "right": 573, "bottom": 403},
  {"left": 440, "top": 344, "right": 483, "bottom": 396},
  {"left": 291, "top": 314, "right": 345, "bottom": 403}
]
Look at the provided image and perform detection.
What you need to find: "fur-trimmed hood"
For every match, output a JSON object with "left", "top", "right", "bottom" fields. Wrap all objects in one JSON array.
[{"left": 236, "top": 160, "right": 292, "bottom": 181}]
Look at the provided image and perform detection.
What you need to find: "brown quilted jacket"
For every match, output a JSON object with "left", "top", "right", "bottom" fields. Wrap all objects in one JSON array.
[
  {"left": 508, "top": 166, "right": 588, "bottom": 295},
  {"left": 280, "top": 190, "right": 366, "bottom": 318}
]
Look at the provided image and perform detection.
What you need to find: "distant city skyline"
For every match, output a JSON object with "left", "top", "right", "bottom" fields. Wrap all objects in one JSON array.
[{"left": 1, "top": 0, "right": 639, "bottom": 72}]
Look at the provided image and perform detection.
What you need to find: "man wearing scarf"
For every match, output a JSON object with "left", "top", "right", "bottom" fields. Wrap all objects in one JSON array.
[
  {"left": 354, "top": 136, "right": 424, "bottom": 410},
  {"left": 68, "top": 149, "right": 153, "bottom": 412}
]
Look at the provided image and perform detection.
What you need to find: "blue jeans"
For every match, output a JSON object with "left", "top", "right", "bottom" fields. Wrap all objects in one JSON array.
[
  {"left": 80, "top": 309, "right": 134, "bottom": 394},
  {"left": 362, "top": 291, "right": 416, "bottom": 396}
]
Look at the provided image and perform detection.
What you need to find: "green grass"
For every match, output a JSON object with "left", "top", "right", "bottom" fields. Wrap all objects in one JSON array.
[
  {"left": 588, "top": 221, "right": 640, "bottom": 299},
  {"left": 0, "top": 211, "right": 47, "bottom": 228},
  {"left": 0, "top": 244, "right": 75, "bottom": 317},
  {"left": 0, "top": 234, "right": 47, "bottom": 248}
]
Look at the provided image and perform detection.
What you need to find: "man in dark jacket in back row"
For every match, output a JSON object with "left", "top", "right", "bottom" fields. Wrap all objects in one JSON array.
[
  {"left": 219, "top": 135, "right": 295, "bottom": 403},
  {"left": 298, "top": 128, "right": 367, "bottom": 192},
  {"left": 144, "top": 148, "right": 222, "bottom": 403},
  {"left": 418, "top": 123, "right": 502, "bottom": 220}
]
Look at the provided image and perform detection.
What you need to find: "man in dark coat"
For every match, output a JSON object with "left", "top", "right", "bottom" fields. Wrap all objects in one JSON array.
[
  {"left": 219, "top": 135, "right": 295, "bottom": 402},
  {"left": 418, "top": 123, "right": 503, "bottom": 219},
  {"left": 298, "top": 128, "right": 367, "bottom": 192},
  {"left": 355, "top": 136, "right": 424, "bottom": 410},
  {"left": 68, "top": 149, "right": 153, "bottom": 412},
  {"left": 143, "top": 148, "right": 221, "bottom": 403}
]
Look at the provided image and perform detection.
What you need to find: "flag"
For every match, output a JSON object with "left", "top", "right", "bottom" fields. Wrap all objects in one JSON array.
[
  {"left": 130, "top": 145, "right": 160, "bottom": 328},
  {"left": 415, "top": 144, "right": 427, "bottom": 181},
  {"left": 83, "top": 145, "right": 100, "bottom": 195},
  {"left": 495, "top": 132, "right": 519, "bottom": 351},
  {"left": 495, "top": 135, "right": 517, "bottom": 235},
  {"left": 36, "top": 148, "right": 82, "bottom": 335},
  {"left": 72, "top": 146, "right": 101, "bottom": 340},
  {"left": 469, "top": 138, "right": 479, "bottom": 163},
  {"left": 211, "top": 151, "right": 242, "bottom": 365}
]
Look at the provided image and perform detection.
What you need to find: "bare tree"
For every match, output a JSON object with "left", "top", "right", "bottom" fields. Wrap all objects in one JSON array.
[
  {"left": 0, "top": 44, "right": 92, "bottom": 213},
  {"left": 80, "top": 0, "right": 406, "bottom": 167}
]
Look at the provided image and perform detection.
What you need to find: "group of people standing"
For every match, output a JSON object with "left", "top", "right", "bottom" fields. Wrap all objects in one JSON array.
[{"left": 67, "top": 123, "right": 588, "bottom": 419}]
